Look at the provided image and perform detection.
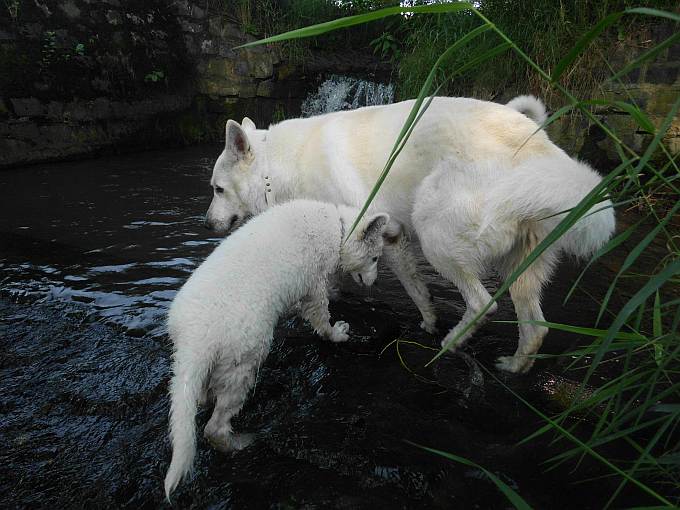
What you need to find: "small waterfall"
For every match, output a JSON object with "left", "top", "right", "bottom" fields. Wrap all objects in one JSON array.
[{"left": 301, "top": 75, "right": 395, "bottom": 117}]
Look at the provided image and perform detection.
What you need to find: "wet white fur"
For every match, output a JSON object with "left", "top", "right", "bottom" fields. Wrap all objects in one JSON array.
[
  {"left": 164, "top": 200, "right": 389, "bottom": 499},
  {"left": 205, "top": 95, "right": 551, "bottom": 335},
  {"left": 413, "top": 156, "right": 615, "bottom": 374}
]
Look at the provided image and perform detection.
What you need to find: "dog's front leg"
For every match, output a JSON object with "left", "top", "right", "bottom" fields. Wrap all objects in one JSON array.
[
  {"left": 300, "top": 280, "right": 349, "bottom": 342},
  {"left": 382, "top": 230, "right": 437, "bottom": 334}
]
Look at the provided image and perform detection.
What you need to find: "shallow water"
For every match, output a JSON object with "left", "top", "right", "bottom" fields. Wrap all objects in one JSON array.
[{"left": 0, "top": 147, "right": 657, "bottom": 508}]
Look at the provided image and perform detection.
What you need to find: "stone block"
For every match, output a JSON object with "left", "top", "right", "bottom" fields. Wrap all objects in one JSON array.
[
  {"left": 239, "top": 83, "right": 258, "bottom": 98},
  {"left": 106, "top": 10, "right": 122, "bottom": 25},
  {"left": 0, "top": 139, "right": 32, "bottom": 167},
  {"left": 46, "top": 101, "right": 64, "bottom": 120},
  {"left": 92, "top": 98, "right": 112, "bottom": 120},
  {"left": 179, "top": 19, "right": 202, "bottom": 33},
  {"left": 257, "top": 80, "right": 275, "bottom": 97},
  {"left": 243, "top": 49, "right": 273, "bottom": 79},
  {"left": 60, "top": 0, "right": 81, "bottom": 19},
  {"left": 645, "top": 64, "right": 678, "bottom": 85},
  {"left": 10, "top": 119, "right": 40, "bottom": 141},
  {"left": 10, "top": 98, "right": 45, "bottom": 118},
  {"left": 197, "top": 77, "right": 241, "bottom": 97}
]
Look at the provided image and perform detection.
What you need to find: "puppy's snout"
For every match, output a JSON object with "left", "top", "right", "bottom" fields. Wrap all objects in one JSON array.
[{"left": 203, "top": 217, "right": 213, "bottom": 230}]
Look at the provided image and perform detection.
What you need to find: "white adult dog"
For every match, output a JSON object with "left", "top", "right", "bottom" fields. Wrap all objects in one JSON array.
[
  {"left": 413, "top": 157, "right": 615, "bottom": 374},
  {"left": 204, "top": 95, "right": 550, "bottom": 336},
  {"left": 164, "top": 199, "right": 389, "bottom": 498}
]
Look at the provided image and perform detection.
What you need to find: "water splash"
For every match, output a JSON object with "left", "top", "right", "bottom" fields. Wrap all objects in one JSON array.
[{"left": 301, "top": 75, "right": 395, "bottom": 117}]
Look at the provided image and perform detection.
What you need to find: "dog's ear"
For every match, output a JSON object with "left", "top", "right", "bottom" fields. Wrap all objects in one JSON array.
[
  {"left": 226, "top": 120, "right": 250, "bottom": 159},
  {"left": 362, "top": 213, "right": 390, "bottom": 242},
  {"left": 241, "top": 117, "right": 256, "bottom": 131},
  {"left": 382, "top": 218, "right": 402, "bottom": 244}
]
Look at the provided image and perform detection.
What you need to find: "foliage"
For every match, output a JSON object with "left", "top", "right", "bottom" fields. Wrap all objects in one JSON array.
[
  {"left": 244, "top": 3, "right": 680, "bottom": 507},
  {"left": 210, "top": 0, "right": 395, "bottom": 62}
]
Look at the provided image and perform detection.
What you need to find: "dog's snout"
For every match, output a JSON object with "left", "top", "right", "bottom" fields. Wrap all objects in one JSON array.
[
  {"left": 203, "top": 218, "right": 213, "bottom": 230},
  {"left": 228, "top": 215, "right": 239, "bottom": 231}
]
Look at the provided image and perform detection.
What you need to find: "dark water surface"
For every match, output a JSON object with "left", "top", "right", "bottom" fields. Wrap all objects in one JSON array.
[{"left": 0, "top": 147, "right": 653, "bottom": 508}]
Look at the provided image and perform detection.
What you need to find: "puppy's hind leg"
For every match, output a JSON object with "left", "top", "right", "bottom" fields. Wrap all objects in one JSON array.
[{"left": 203, "top": 354, "right": 260, "bottom": 452}]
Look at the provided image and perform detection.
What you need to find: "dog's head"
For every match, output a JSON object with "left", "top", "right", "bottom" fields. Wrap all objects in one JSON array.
[
  {"left": 339, "top": 208, "right": 392, "bottom": 287},
  {"left": 205, "top": 117, "right": 264, "bottom": 234}
]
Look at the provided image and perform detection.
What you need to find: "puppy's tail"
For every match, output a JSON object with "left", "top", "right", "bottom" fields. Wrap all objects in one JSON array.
[
  {"left": 164, "top": 348, "right": 212, "bottom": 501},
  {"left": 506, "top": 95, "right": 548, "bottom": 126}
]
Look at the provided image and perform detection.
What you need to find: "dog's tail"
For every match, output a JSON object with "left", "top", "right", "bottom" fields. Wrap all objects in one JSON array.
[
  {"left": 491, "top": 158, "right": 615, "bottom": 260},
  {"left": 164, "top": 347, "right": 213, "bottom": 501},
  {"left": 506, "top": 95, "right": 548, "bottom": 126},
  {"left": 554, "top": 196, "right": 616, "bottom": 260}
]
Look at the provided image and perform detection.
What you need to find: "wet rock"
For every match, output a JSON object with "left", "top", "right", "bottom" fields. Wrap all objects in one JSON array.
[
  {"left": 9, "top": 98, "right": 44, "bottom": 118},
  {"left": 60, "top": 0, "right": 81, "bottom": 19},
  {"left": 105, "top": 9, "right": 122, "bottom": 25}
]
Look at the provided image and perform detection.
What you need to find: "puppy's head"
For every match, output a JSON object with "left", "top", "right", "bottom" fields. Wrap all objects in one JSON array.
[{"left": 339, "top": 209, "right": 391, "bottom": 287}]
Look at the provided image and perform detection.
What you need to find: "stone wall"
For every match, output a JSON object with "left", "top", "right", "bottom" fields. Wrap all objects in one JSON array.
[
  {"left": 0, "top": 0, "right": 388, "bottom": 168},
  {"left": 546, "top": 21, "right": 679, "bottom": 168}
]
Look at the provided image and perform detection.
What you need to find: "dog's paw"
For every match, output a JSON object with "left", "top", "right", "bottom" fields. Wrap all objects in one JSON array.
[
  {"left": 205, "top": 431, "right": 255, "bottom": 453},
  {"left": 495, "top": 356, "right": 531, "bottom": 374},
  {"left": 420, "top": 319, "right": 438, "bottom": 334},
  {"left": 329, "top": 321, "right": 350, "bottom": 343}
]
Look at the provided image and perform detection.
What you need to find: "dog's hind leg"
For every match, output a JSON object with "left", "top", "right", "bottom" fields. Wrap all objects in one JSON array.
[
  {"left": 382, "top": 228, "right": 438, "bottom": 333},
  {"left": 437, "top": 264, "right": 497, "bottom": 352},
  {"left": 496, "top": 230, "right": 556, "bottom": 373},
  {"left": 203, "top": 354, "right": 260, "bottom": 452}
]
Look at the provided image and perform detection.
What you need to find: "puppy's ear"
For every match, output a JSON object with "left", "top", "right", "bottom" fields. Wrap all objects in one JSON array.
[
  {"left": 241, "top": 117, "right": 256, "bottom": 131},
  {"left": 362, "top": 213, "right": 390, "bottom": 242},
  {"left": 226, "top": 120, "right": 250, "bottom": 159}
]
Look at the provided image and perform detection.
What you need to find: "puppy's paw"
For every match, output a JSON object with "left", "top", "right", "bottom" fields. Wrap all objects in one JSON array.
[
  {"left": 495, "top": 355, "right": 531, "bottom": 374},
  {"left": 440, "top": 337, "right": 459, "bottom": 353},
  {"left": 420, "top": 319, "right": 438, "bottom": 334},
  {"left": 329, "top": 320, "right": 350, "bottom": 343}
]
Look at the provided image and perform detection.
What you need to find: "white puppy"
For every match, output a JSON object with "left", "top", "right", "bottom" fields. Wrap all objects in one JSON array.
[
  {"left": 413, "top": 155, "right": 615, "bottom": 374},
  {"left": 164, "top": 199, "right": 389, "bottom": 499}
]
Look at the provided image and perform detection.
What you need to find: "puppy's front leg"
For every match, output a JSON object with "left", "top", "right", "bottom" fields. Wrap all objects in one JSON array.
[{"left": 300, "top": 280, "right": 349, "bottom": 343}]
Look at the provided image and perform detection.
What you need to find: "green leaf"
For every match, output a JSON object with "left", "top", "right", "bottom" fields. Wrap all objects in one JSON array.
[
  {"left": 624, "top": 7, "right": 680, "bottom": 22},
  {"left": 237, "top": 3, "right": 476, "bottom": 48},
  {"left": 344, "top": 23, "right": 492, "bottom": 240},
  {"left": 406, "top": 441, "right": 534, "bottom": 510}
]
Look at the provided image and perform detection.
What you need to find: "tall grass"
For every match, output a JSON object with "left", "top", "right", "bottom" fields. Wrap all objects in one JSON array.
[{"left": 242, "top": 3, "right": 680, "bottom": 506}]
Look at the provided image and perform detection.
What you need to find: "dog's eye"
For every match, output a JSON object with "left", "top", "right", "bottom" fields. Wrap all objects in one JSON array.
[
  {"left": 214, "top": 186, "right": 224, "bottom": 194},
  {"left": 372, "top": 256, "right": 378, "bottom": 262}
]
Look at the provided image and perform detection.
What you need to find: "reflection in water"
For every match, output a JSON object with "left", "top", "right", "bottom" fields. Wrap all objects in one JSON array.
[{"left": 0, "top": 146, "right": 221, "bottom": 337}]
